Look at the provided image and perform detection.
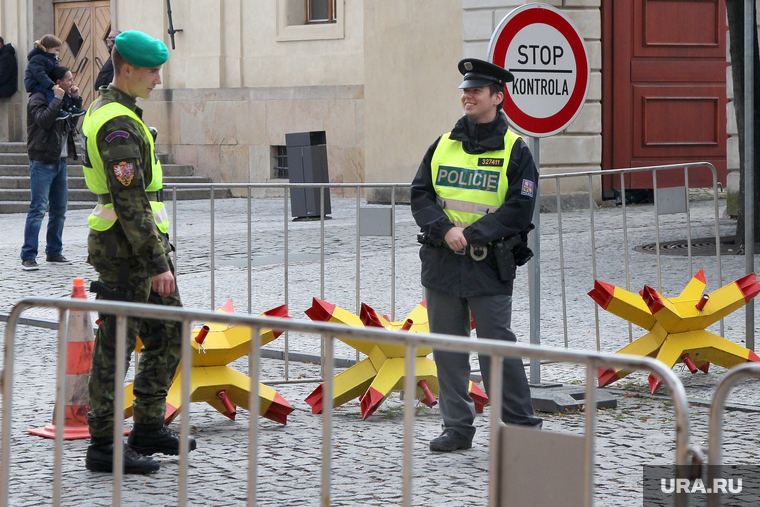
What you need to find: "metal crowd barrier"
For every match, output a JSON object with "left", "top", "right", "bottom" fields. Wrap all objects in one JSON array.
[
  {"left": 2, "top": 297, "right": 698, "bottom": 507},
  {"left": 162, "top": 162, "right": 726, "bottom": 373},
  {"left": 706, "top": 362, "right": 760, "bottom": 507},
  {"left": 167, "top": 182, "right": 405, "bottom": 380},
  {"left": 540, "top": 162, "right": 723, "bottom": 351}
]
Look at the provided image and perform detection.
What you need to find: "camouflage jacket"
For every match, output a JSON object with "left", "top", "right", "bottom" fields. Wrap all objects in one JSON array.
[{"left": 85, "top": 84, "right": 171, "bottom": 276}]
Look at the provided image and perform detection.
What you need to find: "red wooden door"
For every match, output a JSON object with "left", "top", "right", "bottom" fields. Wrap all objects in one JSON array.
[{"left": 602, "top": 0, "right": 728, "bottom": 192}]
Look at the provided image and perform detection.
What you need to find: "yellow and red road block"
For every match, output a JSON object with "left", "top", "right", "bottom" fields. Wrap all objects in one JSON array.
[
  {"left": 304, "top": 298, "right": 488, "bottom": 419},
  {"left": 590, "top": 270, "right": 760, "bottom": 393},
  {"left": 125, "top": 300, "right": 294, "bottom": 424}
]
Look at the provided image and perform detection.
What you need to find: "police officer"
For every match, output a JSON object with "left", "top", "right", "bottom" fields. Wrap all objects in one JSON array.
[
  {"left": 81, "top": 30, "right": 195, "bottom": 474},
  {"left": 411, "top": 58, "right": 543, "bottom": 452}
]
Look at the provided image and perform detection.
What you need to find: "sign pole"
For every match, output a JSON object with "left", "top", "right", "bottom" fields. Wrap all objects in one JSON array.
[
  {"left": 488, "top": 3, "right": 589, "bottom": 384},
  {"left": 529, "top": 137, "right": 541, "bottom": 384},
  {"left": 744, "top": 0, "right": 755, "bottom": 351}
]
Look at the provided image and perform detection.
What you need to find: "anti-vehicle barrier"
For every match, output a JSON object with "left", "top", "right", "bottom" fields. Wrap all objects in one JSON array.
[{"left": 1, "top": 297, "right": 700, "bottom": 506}]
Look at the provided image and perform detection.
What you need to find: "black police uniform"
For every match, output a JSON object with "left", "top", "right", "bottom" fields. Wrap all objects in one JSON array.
[{"left": 411, "top": 59, "right": 542, "bottom": 448}]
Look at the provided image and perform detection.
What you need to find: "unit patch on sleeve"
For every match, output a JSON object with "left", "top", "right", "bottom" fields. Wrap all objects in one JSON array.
[
  {"left": 113, "top": 161, "right": 135, "bottom": 186},
  {"left": 521, "top": 179, "right": 534, "bottom": 197},
  {"left": 105, "top": 130, "right": 130, "bottom": 142}
]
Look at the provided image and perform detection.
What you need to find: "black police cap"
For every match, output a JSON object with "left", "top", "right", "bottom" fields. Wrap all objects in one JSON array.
[{"left": 458, "top": 58, "right": 514, "bottom": 89}]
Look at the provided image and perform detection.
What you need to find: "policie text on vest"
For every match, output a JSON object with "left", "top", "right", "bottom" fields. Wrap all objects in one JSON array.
[{"left": 435, "top": 165, "right": 501, "bottom": 193}]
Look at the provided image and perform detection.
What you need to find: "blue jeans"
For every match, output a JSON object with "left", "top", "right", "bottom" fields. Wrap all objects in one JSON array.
[{"left": 21, "top": 159, "right": 68, "bottom": 260}]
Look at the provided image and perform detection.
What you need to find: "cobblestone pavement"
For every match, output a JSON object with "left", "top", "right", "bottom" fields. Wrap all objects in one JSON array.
[{"left": 1, "top": 193, "right": 759, "bottom": 506}]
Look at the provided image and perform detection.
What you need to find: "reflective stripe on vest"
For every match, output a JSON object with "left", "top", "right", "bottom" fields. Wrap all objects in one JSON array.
[
  {"left": 81, "top": 101, "right": 168, "bottom": 233},
  {"left": 88, "top": 202, "right": 169, "bottom": 233},
  {"left": 431, "top": 130, "right": 520, "bottom": 228}
]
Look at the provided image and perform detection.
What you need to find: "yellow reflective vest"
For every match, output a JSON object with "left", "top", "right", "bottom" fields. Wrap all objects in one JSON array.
[
  {"left": 431, "top": 129, "right": 521, "bottom": 228},
  {"left": 81, "top": 102, "right": 169, "bottom": 233}
]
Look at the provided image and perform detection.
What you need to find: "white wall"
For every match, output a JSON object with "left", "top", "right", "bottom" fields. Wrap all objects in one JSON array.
[
  {"left": 114, "top": 0, "right": 364, "bottom": 91},
  {"left": 363, "top": 0, "right": 463, "bottom": 202}
]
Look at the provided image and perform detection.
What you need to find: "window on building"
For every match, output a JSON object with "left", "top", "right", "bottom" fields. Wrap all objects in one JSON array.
[
  {"left": 306, "top": 0, "right": 337, "bottom": 24},
  {"left": 277, "top": 0, "right": 344, "bottom": 41},
  {"left": 272, "top": 146, "right": 288, "bottom": 179}
]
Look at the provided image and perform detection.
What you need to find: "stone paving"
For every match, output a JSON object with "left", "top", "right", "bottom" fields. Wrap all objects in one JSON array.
[{"left": 0, "top": 192, "right": 759, "bottom": 506}]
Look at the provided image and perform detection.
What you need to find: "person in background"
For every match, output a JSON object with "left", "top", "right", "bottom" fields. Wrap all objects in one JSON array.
[
  {"left": 0, "top": 36, "right": 18, "bottom": 98},
  {"left": 21, "top": 65, "right": 81, "bottom": 271},
  {"left": 24, "top": 34, "right": 85, "bottom": 119},
  {"left": 94, "top": 29, "right": 121, "bottom": 92}
]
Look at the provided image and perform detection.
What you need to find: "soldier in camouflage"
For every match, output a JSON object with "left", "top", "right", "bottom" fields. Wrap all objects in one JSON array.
[{"left": 81, "top": 30, "right": 196, "bottom": 475}]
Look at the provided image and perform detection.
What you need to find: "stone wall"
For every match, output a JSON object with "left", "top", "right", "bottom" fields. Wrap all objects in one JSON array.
[
  {"left": 462, "top": 0, "right": 602, "bottom": 205},
  {"left": 0, "top": 0, "right": 54, "bottom": 142},
  {"left": 362, "top": 0, "right": 463, "bottom": 204},
  {"left": 0, "top": 94, "right": 23, "bottom": 142},
  {"left": 142, "top": 85, "right": 364, "bottom": 198}
]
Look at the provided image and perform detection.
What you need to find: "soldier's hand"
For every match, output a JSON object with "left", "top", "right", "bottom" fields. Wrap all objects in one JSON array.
[
  {"left": 152, "top": 271, "right": 176, "bottom": 297},
  {"left": 444, "top": 227, "right": 468, "bottom": 252}
]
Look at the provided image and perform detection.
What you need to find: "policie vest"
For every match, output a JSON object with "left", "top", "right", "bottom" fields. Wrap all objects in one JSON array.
[
  {"left": 431, "top": 129, "right": 521, "bottom": 228},
  {"left": 81, "top": 101, "right": 169, "bottom": 233}
]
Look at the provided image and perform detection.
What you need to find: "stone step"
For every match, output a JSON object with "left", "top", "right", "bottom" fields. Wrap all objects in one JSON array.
[
  {"left": 0, "top": 152, "right": 173, "bottom": 164},
  {"left": 0, "top": 187, "right": 230, "bottom": 204},
  {"left": 0, "top": 164, "right": 197, "bottom": 177},
  {"left": 0, "top": 142, "right": 27, "bottom": 153},
  {"left": 0, "top": 175, "right": 214, "bottom": 190},
  {"left": 0, "top": 200, "right": 95, "bottom": 214}
]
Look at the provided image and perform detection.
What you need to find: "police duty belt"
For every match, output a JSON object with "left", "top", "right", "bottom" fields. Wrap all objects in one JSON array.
[{"left": 416, "top": 232, "right": 488, "bottom": 261}]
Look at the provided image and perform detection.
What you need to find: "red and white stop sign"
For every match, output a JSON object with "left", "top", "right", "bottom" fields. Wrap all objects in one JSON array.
[{"left": 488, "top": 3, "right": 590, "bottom": 138}]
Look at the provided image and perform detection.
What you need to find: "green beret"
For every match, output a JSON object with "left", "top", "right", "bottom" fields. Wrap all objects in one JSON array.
[{"left": 114, "top": 30, "right": 168, "bottom": 68}]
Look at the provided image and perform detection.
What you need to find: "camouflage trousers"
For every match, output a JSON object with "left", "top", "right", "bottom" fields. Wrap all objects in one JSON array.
[{"left": 86, "top": 253, "right": 182, "bottom": 438}]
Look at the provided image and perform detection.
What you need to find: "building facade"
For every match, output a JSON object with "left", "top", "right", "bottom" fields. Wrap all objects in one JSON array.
[{"left": 0, "top": 0, "right": 749, "bottom": 207}]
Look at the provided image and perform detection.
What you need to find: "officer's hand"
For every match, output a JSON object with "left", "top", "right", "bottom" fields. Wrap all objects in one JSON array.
[
  {"left": 152, "top": 271, "right": 176, "bottom": 297},
  {"left": 52, "top": 84, "right": 65, "bottom": 98},
  {"left": 444, "top": 227, "right": 468, "bottom": 252}
]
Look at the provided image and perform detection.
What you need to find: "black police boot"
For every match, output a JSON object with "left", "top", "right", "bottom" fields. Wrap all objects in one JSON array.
[
  {"left": 127, "top": 422, "right": 197, "bottom": 456},
  {"left": 429, "top": 429, "right": 473, "bottom": 452},
  {"left": 85, "top": 437, "right": 160, "bottom": 474}
]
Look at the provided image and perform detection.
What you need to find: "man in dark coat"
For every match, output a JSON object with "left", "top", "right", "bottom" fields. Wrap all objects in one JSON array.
[
  {"left": 0, "top": 36, "right": 18, "bottom": 98},
  {"left": 21, "top": 65, "right": 81, "bottom": 271}
]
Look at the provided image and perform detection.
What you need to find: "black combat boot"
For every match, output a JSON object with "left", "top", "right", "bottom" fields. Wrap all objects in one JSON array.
[
  {"left": 85, "top": 436, "right": 160, "bottom": 474},
  {"left": 127, "top": 422, "right": 197, "bottom": 456}
]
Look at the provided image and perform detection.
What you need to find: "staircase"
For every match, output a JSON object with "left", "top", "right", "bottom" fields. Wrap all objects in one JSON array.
[{"left": 0, "top": 142, "right": 229, "bottom": 214}]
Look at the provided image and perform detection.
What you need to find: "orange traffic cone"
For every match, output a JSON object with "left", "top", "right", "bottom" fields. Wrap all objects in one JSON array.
[{"left": 28, "top": 278, "right": 96, "bottom": 440}]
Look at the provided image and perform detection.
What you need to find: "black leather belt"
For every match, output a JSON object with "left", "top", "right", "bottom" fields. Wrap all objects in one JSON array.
[{"left": 97, "top": 191, "right": 160, "bottom": 204}]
